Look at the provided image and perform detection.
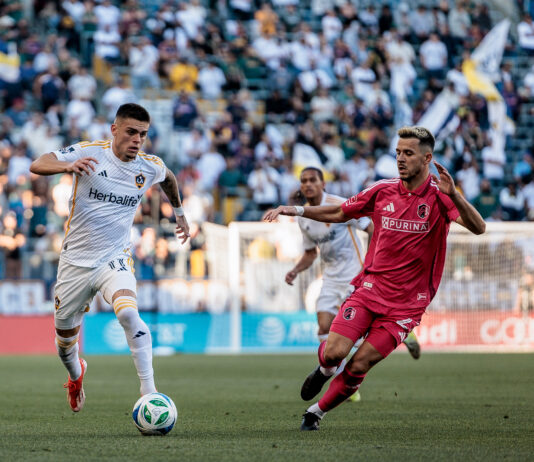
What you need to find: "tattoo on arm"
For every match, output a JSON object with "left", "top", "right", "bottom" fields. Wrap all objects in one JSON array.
[{"left": 159, "top": 169, "right": 182, "bottom": 207}]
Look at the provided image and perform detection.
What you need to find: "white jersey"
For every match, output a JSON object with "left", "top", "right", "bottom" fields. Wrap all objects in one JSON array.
[
  {"left": 297, "top": 193, "right": 370, "bottom": 284},
  {"left": 53, "top": 140, "right": 167, "bottom": 267}
]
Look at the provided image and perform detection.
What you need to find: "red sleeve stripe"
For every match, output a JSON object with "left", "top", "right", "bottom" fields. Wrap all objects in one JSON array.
[{"left": 360, "top": 178, "right": 399, "bottom": 196}]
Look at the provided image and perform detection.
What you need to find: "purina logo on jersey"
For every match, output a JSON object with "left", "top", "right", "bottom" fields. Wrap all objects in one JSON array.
[
  {"left": 417, "top": 203, "right": 430, "bottom": 219},
  {"left": 343, "top": 306, "right": 357, "bottom": 320},
  {"left": 135, "top": 173, "right": 146, "bottom": 189},
  {"left": 382, "top": 216, "right": 429, "bottom": 233}
]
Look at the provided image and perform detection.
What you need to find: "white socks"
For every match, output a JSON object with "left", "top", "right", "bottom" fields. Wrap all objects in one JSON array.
[
  {"left": 56, "top": 334, "right": 82, "bottom": 380},
  {"left": 114, "top": 296, "right": 156, "bottom": 395},
  {"left": 307, "top": 403, "right": 325, "bottom": 418}
]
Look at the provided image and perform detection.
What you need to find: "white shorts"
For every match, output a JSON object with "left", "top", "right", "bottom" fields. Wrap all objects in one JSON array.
[
  {"left": 316, "top": 281, "right": 354, "bottom": 316},
  {"left": 54, "top": 251, "right": 137, "bottom": 330}
]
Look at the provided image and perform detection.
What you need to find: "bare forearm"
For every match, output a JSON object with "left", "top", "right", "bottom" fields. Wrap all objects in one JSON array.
[
  {"left": 292, "top": 249, "right": 317, "bottom": 274},
  {"left": 451, "top": 192, "right": 486, "bottom": 235},
  {"left": 30, "top": 153, "right": 69, "bottom": 175},
  {"left": 302, "top": 205, "right": 348, "bottom": 223},
  {"left": 159, "top": 169, "right": 183, "bottom": 207}
]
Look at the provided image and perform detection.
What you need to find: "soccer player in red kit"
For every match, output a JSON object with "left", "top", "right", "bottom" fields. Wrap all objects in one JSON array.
[{"left": 264, "top": 126, "right": 486, "bottom": 430}]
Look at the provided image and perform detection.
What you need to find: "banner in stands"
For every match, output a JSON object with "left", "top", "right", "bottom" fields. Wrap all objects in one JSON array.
[{"left": 0, "top": 315, "right": 56, "bottom": 354}]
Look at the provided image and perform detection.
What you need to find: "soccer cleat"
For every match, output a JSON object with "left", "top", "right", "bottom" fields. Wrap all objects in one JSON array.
[
  {"left": 403, "top": 331, "right": 421, "bottom": 360},
  {"left": 347, "top": 390, "right": 362, "bottom": 403},
  {"left": 300, "top": 412, "right": 321, "bottom": 431},
  {"left": 301, "top": 366, "right": 331, "bottom": 401},
  {"left": 64, "top": 358, "right": 87, "bottom": 412}
]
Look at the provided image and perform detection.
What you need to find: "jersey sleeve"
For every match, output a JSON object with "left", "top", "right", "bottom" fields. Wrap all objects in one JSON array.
[
  {"left": 438, "top": 192, "right": 460, "bottom": 223},
  {"left": 297, "top": 218, "right": 316, "bottom": 251},
  {"left": 152, "top": 158, "right": 167, "bottom": 184},
  {"left": 341, "top": 187, "right": 378, "bottom": 219},
  {"left": 53, "top": 143, "right": 84, "bottom": 163}
]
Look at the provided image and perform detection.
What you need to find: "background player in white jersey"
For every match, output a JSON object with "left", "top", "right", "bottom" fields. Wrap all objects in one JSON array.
[
  {"left": 29, "top": 103, "right": 190, "bottom": 412},
  {"left": 286, "top": 168, "right": 420, "bottom": 401}
]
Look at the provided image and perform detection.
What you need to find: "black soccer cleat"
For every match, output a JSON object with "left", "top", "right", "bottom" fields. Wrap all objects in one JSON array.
[
  {"left": 300, "top": 412, "right": 321, "bottom": 431},
  {"left": 301, "top": 366, "right": 331, "bottom": 401}
]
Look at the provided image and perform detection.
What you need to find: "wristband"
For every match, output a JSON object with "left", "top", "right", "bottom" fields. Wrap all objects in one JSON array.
[
  {"left": 294, "top": 206, "right": 304, "bottom": 216},
  {"left": 173, "top": 206, "right": 184, "bottom": 217}
]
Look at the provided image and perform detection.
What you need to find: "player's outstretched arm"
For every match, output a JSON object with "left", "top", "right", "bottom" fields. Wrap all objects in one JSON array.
[
  {"left": 263, "top": 205, "right": 348, "bottom": 223},
  {"left": 30, "top": 153, "right": 98, "bottom": 176},
  {"left": 159, "top": 168, "right": 190, "bottom": 244},
  {"left": 286, "top": 248, "right": 318, "bottom": 285},
  {"left": 432, "top": 161, "right": 486, "bottom": 235}
]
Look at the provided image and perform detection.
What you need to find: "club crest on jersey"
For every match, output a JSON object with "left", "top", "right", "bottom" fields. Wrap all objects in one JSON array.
[
  {"left": 54, "top": 296, "right": 61, "bottom": 310},
  {"left": 343, "top": 306, "right": 357, "bottom": 320},
  {"left": 135, "top": 173, "right": 146, "bottom": 189},
  {"left": 417, "top": 203, "right": 430, "bottom": 219}
]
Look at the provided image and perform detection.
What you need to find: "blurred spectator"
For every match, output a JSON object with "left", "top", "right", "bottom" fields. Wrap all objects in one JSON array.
[
  {"left": 34, "top": 65, "right": 65, "bottom": 112},
  {"left": 169, "top": 57, "right": 198, "bottom": 93},
  {"left": 102, "top": 78, "right": 137, "bottom": 122},
  {"left": 67, "top": 66, "right": 97, "bottom": 100},
  {"left": 172, "top": 91, "right": 198, "bottom": 129},
  {"left": 518, "top": 13, "right": 534, "bottom": 54},
  {"left": 247, "top": 161, "right": 281, "bottom": 211},
  {"left": 481, "top": 137, "right": 506, "bottom": 189},
  {"left": 93, "top": 23, "right": 121, "bottom": 64},
  {"left": 419, "top": 33, "right": 448, "bottom": 80},
  {"left": 448, "top": 1, "right": 471, "bottom": 49},
  {"left": 94, "top": 0, "right": 120, "bottom": 31},
  {"left": 7, "top": 146, "right": 31, "bottom": 186},
  {"left": 455, "top": 157, "right": 480, "bottom": 202},
  {"left": 128, "top": 36, "right": 160, "bottom": 94},
  {"left": 65, "top": 96, "right": 95, "bottom": 131},
  {"left": 196, "top": 145, "right": 226, "bottom": 192},
  {"left": 472, "top": 179, "right": 500, "bottom": 220},
  {"left": 514, "top": 153, "right": 534, "bottom": 182},
  {"left": 410, "top": 4, "right": 433, "bottom": 43},
  {"left": 499, "top": 182, "right": 525, "bottom": 221}
]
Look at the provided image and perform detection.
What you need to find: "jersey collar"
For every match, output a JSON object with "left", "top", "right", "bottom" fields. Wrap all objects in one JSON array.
[{"left": 398, "top": 174, "right": 431, "bottom": 197}]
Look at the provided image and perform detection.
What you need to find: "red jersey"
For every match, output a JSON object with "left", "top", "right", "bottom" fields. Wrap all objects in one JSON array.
[{"left": 341, "top": 176, "right": 460, "bottom": 309}]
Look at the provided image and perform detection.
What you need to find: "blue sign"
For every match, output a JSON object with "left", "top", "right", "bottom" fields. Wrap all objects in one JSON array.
[
  {"left": 241, "top": 312, "right": 318, "bottom": 352},
  {"left": 82, "top": 312, "right": 318, "bottom": 354}
]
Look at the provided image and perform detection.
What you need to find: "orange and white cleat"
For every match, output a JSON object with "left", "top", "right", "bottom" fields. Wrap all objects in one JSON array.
[{"left": 63, "top": 358, "right": 87, "bottom": 412}]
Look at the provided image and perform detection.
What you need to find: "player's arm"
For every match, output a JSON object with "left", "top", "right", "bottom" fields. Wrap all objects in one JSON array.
[
  {"left": 285, "top": 248, "right": 318, "bottom": 286},
  {"left": 29, "top": 152, "right": 98, "bottom": 176},
  {"left": 432, "top": 161, "right": 486, "bottom": 235},
  {"left": 159, "top": 168, "right": 190, "bottom": 244},
  {"left": 264, "top": 205, "right": 349, "bottom": 223},
  {"left": 363, "top": 220, "right": 374, "bottom": 249}
]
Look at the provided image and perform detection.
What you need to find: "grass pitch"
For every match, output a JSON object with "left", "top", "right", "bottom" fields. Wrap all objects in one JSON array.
[{"left": 0, "top": 353, "right": 532, "bottom": 462}]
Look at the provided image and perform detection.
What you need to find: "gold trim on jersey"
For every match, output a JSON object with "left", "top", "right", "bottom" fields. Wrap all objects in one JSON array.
[
  {"left": 79, "top": 140, "right": 111, "bottom": 149},
  {"left": 63, "top": 176, "right": 79, "bottom": 239},
  {"left": 348, "top": 226, "right": 364, "bottom": 267},
  {"left": 138, "top": 152, "right": 165, "bottom": 168}
]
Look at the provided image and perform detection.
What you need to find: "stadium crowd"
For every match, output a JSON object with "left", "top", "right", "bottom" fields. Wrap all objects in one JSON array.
[{"left": 0, "top": 0, "right": 534, "bottom": 284}]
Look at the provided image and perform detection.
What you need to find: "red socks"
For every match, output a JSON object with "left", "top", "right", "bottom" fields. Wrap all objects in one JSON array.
[{"left": 318, "top": 369, "right": 366, "bottom": 412}]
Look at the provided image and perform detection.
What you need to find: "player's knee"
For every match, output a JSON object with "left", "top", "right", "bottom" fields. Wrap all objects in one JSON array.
[
  {"left": 113, "top": 296, "right": 139, "bottom": 328},
  {"left": 347, "top": 356, "right": 372, "bottom": 375},
  {"left": 323, "top": 342, "right": 348, "bottom": 365}
]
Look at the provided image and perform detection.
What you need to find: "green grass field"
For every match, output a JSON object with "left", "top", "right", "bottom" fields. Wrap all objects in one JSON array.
[{"left": 0, "top": 353, "right": 533, "bottom": 462}]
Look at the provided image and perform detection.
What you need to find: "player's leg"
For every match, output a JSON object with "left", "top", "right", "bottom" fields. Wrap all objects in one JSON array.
[
  {"left": 98, "top": 254, "right": 156, "bottom": 396},
  {"left": 317, "top": 311, "right": 335, "bottom": 342},
  {"left": 301, "top": 328, "right": 392, "bottom": 431},
  {"left": 54, "top": 262, "right": 93, "bottom": 412},
  {"left": 403, "top": 330, "right": 421, "bottom": 359},
  {"left": 111, "top": 289, "right": 156, "bottom": 395}
]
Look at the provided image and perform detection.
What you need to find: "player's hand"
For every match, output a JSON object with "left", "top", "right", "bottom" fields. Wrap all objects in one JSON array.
[
  {"left": 175, "top": 215, "right": 190, "bottom": 244},
  {"left": 285, "top": 270, "right": 297, "bottom": 285},
  {"left": 263, "top": 206, "right": 299, "bottom": 222},
  {"left": 432, "top": 161, "right": 457, "bottom": 197},
  {"left": 67, "top": 157, "right": 98, "bottom": 176}
]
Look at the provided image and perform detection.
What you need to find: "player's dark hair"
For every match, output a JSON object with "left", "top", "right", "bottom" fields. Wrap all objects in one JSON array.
[
  {"left": 301, "top": 166, "right": 324, "bottom": 181},
  {"left": 398, "top": 126, "right": 435, "bottom": 152},
  {"left": 289, "top": 189, "right": 306, "bottom": 206},
  {"left": 115, "top": 103, "right": 150, "bottom": 123}
]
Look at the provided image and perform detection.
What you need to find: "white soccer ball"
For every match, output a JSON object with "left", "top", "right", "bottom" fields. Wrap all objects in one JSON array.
[{"left": 132, "top": 392, "right": 177, "bottom": 435}]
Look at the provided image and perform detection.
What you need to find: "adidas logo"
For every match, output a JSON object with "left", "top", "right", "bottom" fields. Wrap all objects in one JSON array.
[
  {"left": 98, "top": 170, "right": 108, "bottom": 177},
  {"left": 383, "top": 202, "right": 395, "bottom": 212}
]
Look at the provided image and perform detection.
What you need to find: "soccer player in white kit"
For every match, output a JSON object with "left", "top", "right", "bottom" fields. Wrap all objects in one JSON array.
[
  {"left": 285, "top": 167, "right": 420, "bottom": 401},
  {"left": 30, "top": 103, "right": 190, "bottom": 412}
]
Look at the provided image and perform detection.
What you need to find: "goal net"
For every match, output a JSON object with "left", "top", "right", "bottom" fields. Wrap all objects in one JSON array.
[{"left": 203, "top": 220, "right": 534, "bottom": 352}]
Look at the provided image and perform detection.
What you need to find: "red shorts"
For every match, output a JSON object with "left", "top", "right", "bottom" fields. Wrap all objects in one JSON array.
[{"left": 330, "top": 289, "right": 424, "bottom": 358}]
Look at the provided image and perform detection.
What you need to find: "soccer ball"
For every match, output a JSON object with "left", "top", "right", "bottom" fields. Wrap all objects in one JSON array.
[{"left": 132, "top": 392, "right": 177, "bottom": 435}]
